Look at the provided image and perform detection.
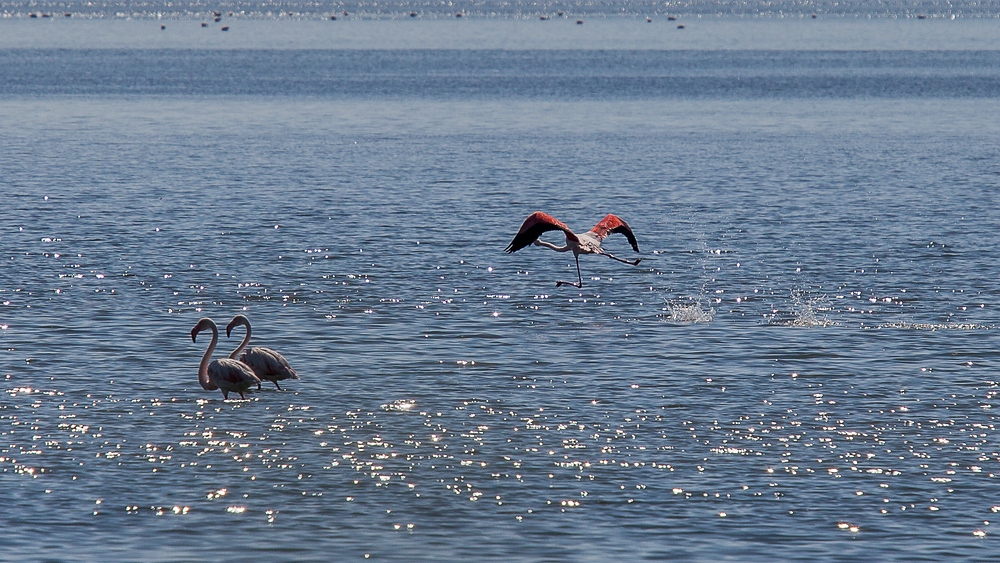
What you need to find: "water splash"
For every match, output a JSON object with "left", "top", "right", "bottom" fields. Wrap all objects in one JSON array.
[
  {"left": 769, "top": 290, "right": 837, "bottom": 327},
  {"left": 662, "top": 297, "right": 715, "bottom": 323}
]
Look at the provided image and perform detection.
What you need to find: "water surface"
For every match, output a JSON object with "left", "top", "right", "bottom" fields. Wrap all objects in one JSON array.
[{"left": 2, "top": 19, "right": 1000, "bottom": 563}]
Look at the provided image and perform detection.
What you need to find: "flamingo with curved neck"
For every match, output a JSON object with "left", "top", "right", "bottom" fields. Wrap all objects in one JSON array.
[
  {"left": 226, "top": 314, "right": 299, "bottom": 391},
  {"left": 191, "top": 318, "right": 260, "bottom": 400}
]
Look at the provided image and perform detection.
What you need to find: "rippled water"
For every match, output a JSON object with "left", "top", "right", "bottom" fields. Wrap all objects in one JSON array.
[{"left": 2, "top": 18, "right": 1000, "bottom": 562}]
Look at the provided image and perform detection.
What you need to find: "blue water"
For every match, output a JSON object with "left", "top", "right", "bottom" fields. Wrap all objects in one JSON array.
[{"left": 2, "top": 17, "right": 1000, "bottom": 563}]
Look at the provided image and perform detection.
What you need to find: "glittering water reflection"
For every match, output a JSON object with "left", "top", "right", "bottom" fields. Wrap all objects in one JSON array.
[{"left": 3, "top": 90, "right": 1000, "bottom": 560}]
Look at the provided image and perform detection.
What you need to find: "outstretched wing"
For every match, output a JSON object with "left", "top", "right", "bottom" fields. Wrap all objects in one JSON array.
[
  {"left": 504, "top": 212, "right": 578, "bottom": 253},
  {"left": 589, "top": 214, "right": 639, "bottom": 252}
]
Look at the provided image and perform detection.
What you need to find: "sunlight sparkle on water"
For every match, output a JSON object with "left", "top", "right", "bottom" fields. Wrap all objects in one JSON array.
[{"left": 4, "top": 35, "right": 1000, "bottom": 561}]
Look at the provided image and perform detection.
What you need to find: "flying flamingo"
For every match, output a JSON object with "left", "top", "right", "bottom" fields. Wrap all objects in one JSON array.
[
  {"left": 505, "top": 211, "right": 641, "bottom": 288},
  {"left": 226, "top": 314, "right": 299, "bottom": 391},
  {"left": 191, "top": 318, "right": 260, "bottom": 400}
]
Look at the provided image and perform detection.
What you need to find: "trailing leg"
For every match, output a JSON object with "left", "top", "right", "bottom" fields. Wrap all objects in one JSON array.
[{"left": 603, "top": 251, "right": 641, "bottom": 266}]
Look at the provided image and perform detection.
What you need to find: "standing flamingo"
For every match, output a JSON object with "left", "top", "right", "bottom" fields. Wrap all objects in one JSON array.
[
  {"left": 505, "top": 211, "right": 641, "bottom": 288},
  {"left": 191, "top": 318, "right": 260, "bottom": 400},
  {"left": 226, "top": 314, "right": 299, "bottom": 391}
]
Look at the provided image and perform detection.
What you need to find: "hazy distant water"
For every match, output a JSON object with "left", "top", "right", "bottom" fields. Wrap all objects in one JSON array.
[
  {"left": 3, "top": 0, "right": 1000, "bottom": 18},
  {"left": 3, "top": 17, "right": 1000, "bottom": 563}
]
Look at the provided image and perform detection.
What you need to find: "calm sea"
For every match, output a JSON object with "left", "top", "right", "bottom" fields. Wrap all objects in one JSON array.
[{"left": 2, "top": 14, "right": 1000, "bottom": 562}]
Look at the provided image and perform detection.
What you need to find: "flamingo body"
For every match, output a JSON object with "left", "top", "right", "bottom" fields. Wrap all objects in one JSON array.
[
  {"left": 505, "top": 211, "right": 641, "bottom": 288},
  {"left": 226, "top": 314, "right": 299, "bottom": 390},
  {"left": 191, "top": 318, "right": 260, "bottom": 400}
]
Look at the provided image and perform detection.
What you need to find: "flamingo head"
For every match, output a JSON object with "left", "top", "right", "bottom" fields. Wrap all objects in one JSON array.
[
  {"left": 190, "top": 318, "right": 215, "bottom": 342},
  {"left": 226, "top": 314, "right": 250, "bottom": 338}
]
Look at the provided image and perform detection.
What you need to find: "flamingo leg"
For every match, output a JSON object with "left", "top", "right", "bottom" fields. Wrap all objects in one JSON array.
[
  {"left": 257, "top": 382, "right": 262, "bottom": 391},
  {"left": 603, "top": 251, "right": 642, "bottom": 266},
  {"left": 239, "top": 390, "right": 246, "bottom": 400},
  {"left": 222, "top": 390, "right": 229, "bottom": 400},
  {"left": 556, "top": 255, "right": 584, "bottom": 288},
  {"left": 274, "top": 381, "right": 282, "bottom": 391}
]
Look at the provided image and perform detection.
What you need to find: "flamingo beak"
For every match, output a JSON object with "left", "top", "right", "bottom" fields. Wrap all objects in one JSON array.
[{"left": 190, "top": 327, "right": 199, "bottom": 342}]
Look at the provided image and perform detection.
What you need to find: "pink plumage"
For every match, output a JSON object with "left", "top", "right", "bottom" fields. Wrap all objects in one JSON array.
[
  {"left": 191, "top": 318, "right": 260, "bottom": 400},
  {"left": 505, "top": 211, "right": 578, "bottom": 254},
  {"left": 226, "top": 315, "right": 299, "bottom": 391},
  {"left": 589, "top": 214, "right": 639, "bottom": 251},
  {"left": 504, "top": 211, "right": 641, "bottom": 288}
]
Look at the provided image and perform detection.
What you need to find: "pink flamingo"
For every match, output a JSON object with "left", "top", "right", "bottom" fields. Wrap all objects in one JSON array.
[
  {"left": 505, "top": 211, "right": 641, "bottom": 288},
  {"left": 226, "top": 315, "right": 299, "bottom": 391},
  {"left": 191, "top": 318, "right": 260, "bottom": 400}
]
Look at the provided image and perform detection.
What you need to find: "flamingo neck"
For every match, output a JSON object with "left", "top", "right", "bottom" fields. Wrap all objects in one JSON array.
[
  {"left": 229, "top": 320, "right": 252, "bottom": 360},
  {"left": 198, "top": 324, "right": 219, "bottom": 391},
  {"left": 536, "top": 239, "right": 572, "bottom": 252}
]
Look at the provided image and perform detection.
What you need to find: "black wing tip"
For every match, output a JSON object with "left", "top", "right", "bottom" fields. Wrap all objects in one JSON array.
[
  {"left": 609, "top": 224, "right": 640, "bottom": 253},
  {"left": 505, "top": 236, "right": 530, "bottom": 254}
]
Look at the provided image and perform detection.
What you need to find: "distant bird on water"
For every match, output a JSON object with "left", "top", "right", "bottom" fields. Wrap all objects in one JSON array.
[
  {"left": 505, "top": 211, "right": 641, "bottom": 288},
  {"left": 226, "top": 314, "right": 299, "bottom": 390},
  {"left": 191, "top": 318, "right": 260, "bottom": 400}
]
